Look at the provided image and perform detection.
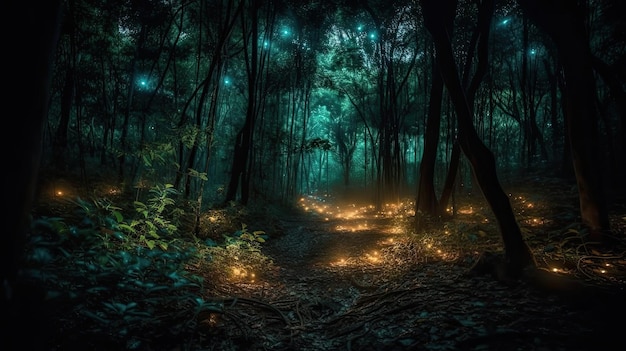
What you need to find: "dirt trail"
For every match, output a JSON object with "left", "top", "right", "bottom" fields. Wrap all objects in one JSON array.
[
  {"left": 266, "top": 213, "right": 398, "bottom": 268},
  {"left": 244, "top": 199, "right": 626, "bottom": 351}
]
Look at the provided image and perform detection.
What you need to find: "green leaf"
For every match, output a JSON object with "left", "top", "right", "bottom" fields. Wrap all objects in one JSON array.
[
  {"left": 149, "top": 231, "right": 160, "bottom": 239},
  {"left": 146, "top": 240, "right": 156, "bottom": 250},
  {"left": 112, "top": 210, "right": 124, "bottom": 223},
  {"left": 117, "top": 225, "right": 134, "bottom": 234},
  {"left": 142, "top": 154, "right": 152, "bottom": 167}
]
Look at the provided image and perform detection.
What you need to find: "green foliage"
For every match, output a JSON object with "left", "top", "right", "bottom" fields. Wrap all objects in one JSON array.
[
  {"left": 24, "top": 214, "right": 217, "bottom": 349},
  {"left": 186, "top": 167, "right": 209, "bottom": 181},
  {"left": 179, "top": 124, "right": 201, "bottom": 149},
  {"left": 204, "top": 223, "right": 274, "bottom": 283},
  {"left": 128, "top": 183, "right": 181, "bottom": 250},
  {"left": 235, "top": 223, "right": 267, "bottom": 243},
  {"left": 144, "top": 142, "right": 176, "bottom": 166},
  {"left": 66, "top": 183, "right": 182, "bottom": 251}
]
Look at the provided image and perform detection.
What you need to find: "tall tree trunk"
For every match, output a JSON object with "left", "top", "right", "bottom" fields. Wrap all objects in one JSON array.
[
  {"left": 54, "top": 68, "right": 75, "bottom": 170},
  {"left": 225, "top": 0, "right": 269, "bottom": 205},
  {"left": 591, "top": 56, "right": 626, "bottom": 198},
  {"left": 416, "top": 58, "right": 444, "bottom": 220},
  {"left": 421, "top": 0, "right": 535, "bottom": 278},
  {"left": 3, "top": 1, "right": 63, "bottom": 349},
  {"left": 438, "top": 141, "right": 461, "bottom": 214},
  {"left": 518, "top": 0, "right": 610, "bottom": 240},
  {"left": 118, "top": 27, "right": 143, "bottom": 185}
]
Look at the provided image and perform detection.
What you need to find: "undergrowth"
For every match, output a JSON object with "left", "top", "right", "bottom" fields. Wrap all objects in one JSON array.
[{"left": 21, "top": 181, "right": 278, "bottom": 349}]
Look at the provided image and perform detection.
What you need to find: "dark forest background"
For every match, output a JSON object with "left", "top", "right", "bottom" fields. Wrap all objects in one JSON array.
[
  {"left": 3, "top": 0, "right": 626, "bottom": 349},
  {"left": 34, "top": 0, "right": 626, "bottom": 211}
]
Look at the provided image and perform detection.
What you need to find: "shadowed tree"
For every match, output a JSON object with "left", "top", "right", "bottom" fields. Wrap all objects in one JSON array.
[
  {"left": 415, "top": 7, "right": 453, "bottom": 223},
  {"left": 3, "top": 1, "right": 63, "bottom": 349},
  {"left": 174, "top": 0, "right": 243, "bottom": 199},
  {"left": 224, "top": 0, "right": 277, "bottom": 205},
  {"left": 421, "top": 0, "right": 536, "bottom": 279},
  {"left": 358, "top": 0, "right": 419, "bottom": 206},
  {"left": 517, "top": 0, "right": 611, "bottom": 241},
  {"left": 417, "top": 0, "right": 500, "bottom": 223}
]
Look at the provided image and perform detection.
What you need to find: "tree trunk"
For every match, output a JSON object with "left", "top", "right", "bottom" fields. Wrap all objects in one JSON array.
[
  {"left": 415, "top": 44, "right": 444, "bottom": 223},
  {"left": 416, "top": 58, "right": 444, "bottom": 220},
  {"left": 438, "top": 141, "right": 461, "bottom": 215},
  {"left": 591, "top": 56, "right": 626, "bottom": 198},
  {"left": 54, "top": 68, "right": 75, "bottom": 170},
  {"left": 3, "top": 1, "right": 63, "bottom": 348},
  {"left": 225, "top": 0, "right": 266, "bottom": 205},
  {"left": 518, "top": 0, "right": 610, "bottom": 240},
  {"left": 421, "top": 0, "right": 535, "bottom": 278}
]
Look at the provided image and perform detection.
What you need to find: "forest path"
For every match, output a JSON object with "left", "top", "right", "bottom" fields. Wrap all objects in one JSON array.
[
  {"left": 265, "top": 206, "right": 398, "bottom": 269},
  {"left": 245, "top": 194, "right": 626, "bottom": 351}
]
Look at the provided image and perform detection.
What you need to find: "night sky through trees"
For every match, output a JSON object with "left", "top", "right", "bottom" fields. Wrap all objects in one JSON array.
[{"left": 3, "top": 0, "right": 626, "bottom": 350}]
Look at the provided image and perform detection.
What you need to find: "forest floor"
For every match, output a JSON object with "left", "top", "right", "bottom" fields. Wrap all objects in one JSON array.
[
  {"left": 200, "top": 179, "right": 626, "bottom": 351},
  {"left": 21, "top": 175, "right": 626, "bottom": 350}
]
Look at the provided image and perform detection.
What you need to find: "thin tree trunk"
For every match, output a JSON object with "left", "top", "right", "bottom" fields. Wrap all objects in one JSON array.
[
  {"left": 422, "top": 0, "right": 535, "bottom": 278},
  {"left": 416, "top": 58, "right": 444, "bottom": 220},
  {"left": 225, "top": 0, "right": 271, "bottom": 205}
]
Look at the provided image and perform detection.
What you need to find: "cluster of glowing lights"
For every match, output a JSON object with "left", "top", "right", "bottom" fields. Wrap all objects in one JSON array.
[
  {"left": 331, "top": 249, "right": 384, "bottom": 267},
  {"left": 446, "top": 205, "right": 479, "bottom": 216},
  {"left": 383, "top": 226, "right": 405, "bottom": 235},
  {"left": 299, "top": 196, "right": 416, "bottom": 220},
  {"left": 335, "top": 223, "right": 370, "bottom": 232},
  {"left": 511, "top": 195, "right": 537, "bottom": 214},
  {"left": 330, "top": 236, "right": 458, "bottom": 268},
  {"left": 524, "top": 217, "right": 547, "bottom": 226},
  {"left": 508, "top": 193, "right": 554, "bottom": 227},
  {"left": 298, "top": 195, "right": 464, "bottom": 269},
  {"left": 377, "top": 202, "right": 416, "bottom": 218},
  {"left": 107, "top": 187, "right": 121, "bottom": 195},
  {"left": 230, "top": 266, "right": 256, "bottom": 283},
  {"left": 547, "top": 256, "right": 622, "bottom": 283},
  {"left": 457, "top": 206, "right": 474, "bottom": 215}
]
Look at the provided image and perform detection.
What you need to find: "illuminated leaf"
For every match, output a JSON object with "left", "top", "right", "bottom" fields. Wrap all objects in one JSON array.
[
  {"left": 146, "top": 240, "right": 156, "bottom": 250},
  {"left": 112, "top": 210, "right": 123, "bottom": 223}
]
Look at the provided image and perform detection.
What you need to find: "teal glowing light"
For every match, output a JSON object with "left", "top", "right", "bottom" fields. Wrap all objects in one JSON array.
[{"left": 501, "top": 18, "right": 509, "bottom": 25}]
